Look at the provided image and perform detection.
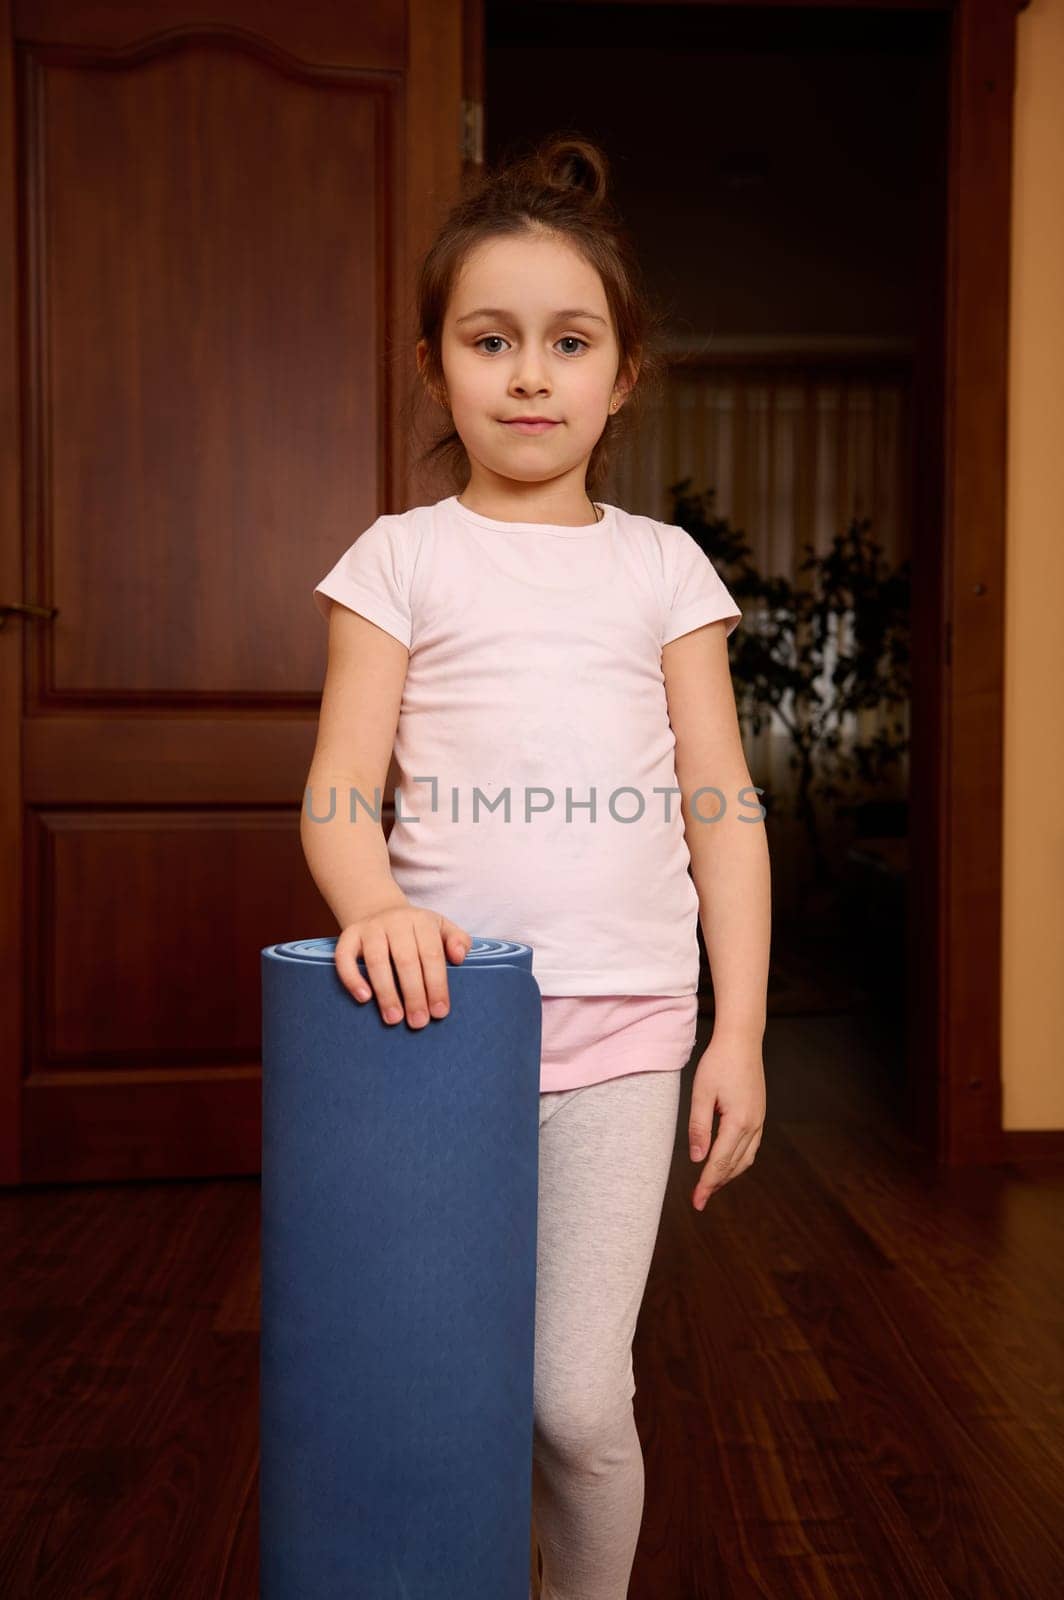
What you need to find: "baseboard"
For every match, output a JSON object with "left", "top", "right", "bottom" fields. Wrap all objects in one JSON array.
[{"left": 1000, "top": 1128, "right": 1064, "bottom": 1162}]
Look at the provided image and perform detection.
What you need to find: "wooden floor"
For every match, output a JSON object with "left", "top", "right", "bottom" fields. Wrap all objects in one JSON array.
[{"left": 2, "top": 999, "right": 1063, "bottom": 1599}]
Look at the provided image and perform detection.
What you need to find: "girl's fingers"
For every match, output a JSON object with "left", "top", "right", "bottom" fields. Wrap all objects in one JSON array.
[
  {"left": 336, "top": 933, "right": 372, "bottom": 1001},
  {"left": 692, "top": 1121, "right": 758, "bottom": 1210},
  {"left": 442, "top": 922, "right": 472, "bottom": 960}
]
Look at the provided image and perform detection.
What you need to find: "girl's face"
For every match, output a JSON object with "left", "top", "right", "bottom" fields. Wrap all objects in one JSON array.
[{"left": 422, "top": 232, "right": 629, "bottom": 495}]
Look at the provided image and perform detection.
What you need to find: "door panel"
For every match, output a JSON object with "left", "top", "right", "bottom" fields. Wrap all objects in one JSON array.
[{"left": 0, "top": 0, "right": 465, "bottom": 1181}]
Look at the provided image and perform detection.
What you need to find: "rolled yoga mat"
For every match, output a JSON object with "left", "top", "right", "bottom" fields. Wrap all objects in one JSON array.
[{"left": 260, "top": 935, "right": 543, "bottom": 1600}]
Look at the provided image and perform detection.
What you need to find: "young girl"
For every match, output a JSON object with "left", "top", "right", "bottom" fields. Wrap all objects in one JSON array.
[{"left": 303, "top": 134, "right": 770, "bottom": 1600}]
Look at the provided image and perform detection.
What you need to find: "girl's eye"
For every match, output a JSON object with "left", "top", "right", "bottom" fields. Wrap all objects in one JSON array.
[{"left": 472, "top": 335, "right": 590, "bottom": 356}]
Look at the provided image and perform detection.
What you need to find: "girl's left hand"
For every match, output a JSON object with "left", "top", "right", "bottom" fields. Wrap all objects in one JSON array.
[{"left": 688, "top": 1032, "right": 766, "bottom": 1211}]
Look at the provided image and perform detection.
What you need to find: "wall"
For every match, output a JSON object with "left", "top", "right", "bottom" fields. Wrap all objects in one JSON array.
[{"left": 1002, "top": 0, "right": 1064, "bottom": 1130}]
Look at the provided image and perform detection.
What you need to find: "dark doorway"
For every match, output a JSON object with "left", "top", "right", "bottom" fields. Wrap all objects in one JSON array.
[{"left": 483, "top": 0, "right": 950, "bottom": 1150}]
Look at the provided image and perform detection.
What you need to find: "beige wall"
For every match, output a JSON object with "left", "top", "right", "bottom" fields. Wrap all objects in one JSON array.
[{"left": 1002, "top": 0, "right": 1064, "bottom": 1129}]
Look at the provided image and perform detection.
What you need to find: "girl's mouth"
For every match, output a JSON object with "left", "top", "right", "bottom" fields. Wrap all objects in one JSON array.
[{"left": 500, "top": 420, "right": 559, "bottom": 435}]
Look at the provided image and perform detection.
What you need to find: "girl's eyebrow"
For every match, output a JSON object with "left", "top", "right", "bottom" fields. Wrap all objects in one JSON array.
[{"left": 454, "top": 306, "right": 607, "bottom": 326}]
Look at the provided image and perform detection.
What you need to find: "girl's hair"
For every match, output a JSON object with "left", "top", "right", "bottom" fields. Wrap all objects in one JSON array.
[{"left": 404, "top": 132, "right": 667, "bottom": 496}]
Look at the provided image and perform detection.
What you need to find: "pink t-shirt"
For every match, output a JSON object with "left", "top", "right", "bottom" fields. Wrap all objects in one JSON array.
[
  {"left": 539, "top": 993, "right": 700, "bottom": 1093},
  {"left": 312, "top": 492, "right": 741, "bottom": 1006}
]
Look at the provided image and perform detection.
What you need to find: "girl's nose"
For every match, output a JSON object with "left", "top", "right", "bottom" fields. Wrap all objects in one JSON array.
[{"left": 511, "top": 365, "right": 550, "bottom": 395}]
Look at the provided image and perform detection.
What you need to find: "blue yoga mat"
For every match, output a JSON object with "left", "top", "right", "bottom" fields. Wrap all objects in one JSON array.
[{"left": 259, "top": 935, "right": 543, "bottom": 1600}]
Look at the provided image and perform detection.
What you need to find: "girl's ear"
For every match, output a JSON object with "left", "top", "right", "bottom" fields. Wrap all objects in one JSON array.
[
  {"left": 611, "top": 355, "right": 640, "bottom": 413},
  {"left": 414, "top": 341, "right": 448, "bottom": 409}
]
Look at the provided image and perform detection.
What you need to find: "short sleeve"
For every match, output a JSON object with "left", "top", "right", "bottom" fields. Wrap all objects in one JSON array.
[
  {"left": 312, "top": 515, "right": 412, "bottom": 648},
  {"left": 661, "top": 523, "right": 742, "bottom": 645}
]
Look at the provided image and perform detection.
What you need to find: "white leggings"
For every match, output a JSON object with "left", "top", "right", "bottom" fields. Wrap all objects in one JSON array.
[{"left": 530, "top": 1068, "right": 683, "bottom": 1600}]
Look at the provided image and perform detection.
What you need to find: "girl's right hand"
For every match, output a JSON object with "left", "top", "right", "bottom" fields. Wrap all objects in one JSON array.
[{"left": 334, "top": 905, "right": 473, "bottom": 1029}]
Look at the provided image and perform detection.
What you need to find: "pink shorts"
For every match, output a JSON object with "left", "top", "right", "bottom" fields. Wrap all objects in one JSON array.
[{"left": 539, "top": 993, "right": 700, "bottom": 1094}]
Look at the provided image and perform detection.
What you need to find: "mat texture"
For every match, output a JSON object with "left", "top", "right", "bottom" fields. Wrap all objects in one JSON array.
[{"left": 260, "top": 935, "right": 543, "bottom": 1599}]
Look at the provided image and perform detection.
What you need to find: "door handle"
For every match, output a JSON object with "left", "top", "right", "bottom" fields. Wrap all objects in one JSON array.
[{"left": 0, "top": 600, "right": 59, "bottom": 630}]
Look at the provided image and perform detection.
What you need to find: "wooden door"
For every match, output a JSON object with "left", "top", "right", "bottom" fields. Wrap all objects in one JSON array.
[{"left": 0, "top": 0, "right": 469, "bottom": 1182}]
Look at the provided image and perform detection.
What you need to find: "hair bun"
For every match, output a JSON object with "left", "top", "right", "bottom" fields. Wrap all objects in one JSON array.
[{"left": 535, "top": 135, "right": 610, "bottom": 210}]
